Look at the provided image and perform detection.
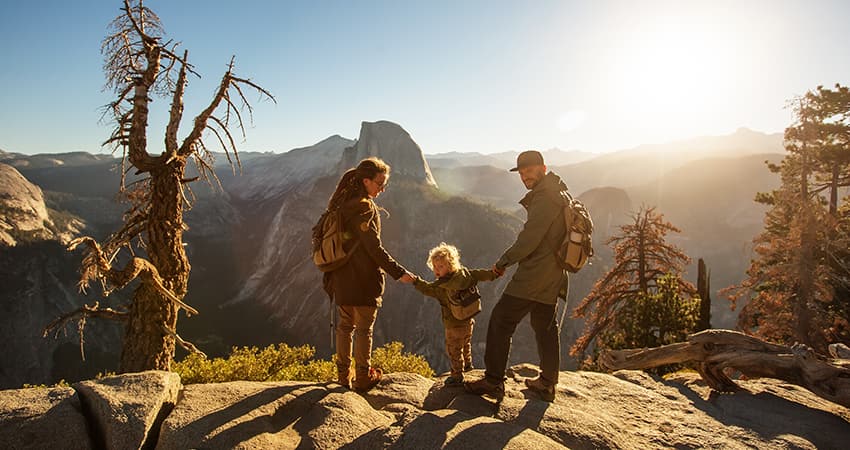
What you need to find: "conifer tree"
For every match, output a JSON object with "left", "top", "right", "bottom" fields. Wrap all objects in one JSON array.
[
  {"left": 571, "top": 206, "right": 698, "bottom": 361},
  {"left": 726, "top": 86, "right": 850, "bottom": 352}
]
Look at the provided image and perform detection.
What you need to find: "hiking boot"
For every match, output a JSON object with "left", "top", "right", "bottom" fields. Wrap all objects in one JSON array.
[
  {"left": 353, "top": 367, "right": 383, "bottom": 392},
  {"left": 524, "top": 376, "right": 556, "bottom": 402},
  {"left": 337, "top": 371, "right": 352, "bottom": 389},
  {"left": 464, "top": 376, "right": 504, "bottom": 399}
]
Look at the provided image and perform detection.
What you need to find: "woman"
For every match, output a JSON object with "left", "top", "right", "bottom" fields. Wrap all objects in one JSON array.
[{"left": 323, "top": 157, "right": 414, "bottom": 391}]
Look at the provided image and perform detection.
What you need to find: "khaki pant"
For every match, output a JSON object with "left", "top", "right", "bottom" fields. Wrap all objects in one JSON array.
[
  {"left": 445, "top": 319, "right": 474, "bottom": 378},
  {"left": 336, "top": 305, "right": 378, "bottom": 379}
]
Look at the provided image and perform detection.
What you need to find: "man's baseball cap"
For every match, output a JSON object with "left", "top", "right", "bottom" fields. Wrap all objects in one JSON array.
[{"left": 509, "top": 150, "right": 545, "bottom": 172}]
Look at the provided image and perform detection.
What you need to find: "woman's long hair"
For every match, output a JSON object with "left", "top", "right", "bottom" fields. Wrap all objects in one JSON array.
[{"left": 326, "top": 157, "right": 391, "bottom": 210}]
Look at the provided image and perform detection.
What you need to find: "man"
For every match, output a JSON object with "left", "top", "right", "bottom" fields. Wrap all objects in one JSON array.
[{"left": 464, "top": 150, "right": 568, "bottom": 402}]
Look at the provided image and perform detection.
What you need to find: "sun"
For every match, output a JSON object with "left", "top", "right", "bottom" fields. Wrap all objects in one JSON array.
[{"left": 597, "top": 9, "right": 742, "bottom": 141}]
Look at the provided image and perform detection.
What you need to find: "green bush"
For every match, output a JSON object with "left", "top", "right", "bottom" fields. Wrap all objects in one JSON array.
[
  {"left": 371, "top": 341, "right": 434, "bottom": 378},
  {"left": 172, "top": 341, "right": 434, "bottom": 384},
  {"left": 172, "top": 343, "right": 335, "bottom": 385}
]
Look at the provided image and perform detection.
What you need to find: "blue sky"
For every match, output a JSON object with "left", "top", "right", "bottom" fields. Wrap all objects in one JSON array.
[{"left": 1, "top": 0, "right": 849, "bottom": 155}]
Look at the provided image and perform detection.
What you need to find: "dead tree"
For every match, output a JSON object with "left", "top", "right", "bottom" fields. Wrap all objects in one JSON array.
[
  {"left": 44, "top": 0, "right": 273, "bottom": 372},
  {"left": 696, "top": 258, "right": 711, "bottom": 331},
  {"left": 599, "top": 329, "right": 850, "bottom": 409}
]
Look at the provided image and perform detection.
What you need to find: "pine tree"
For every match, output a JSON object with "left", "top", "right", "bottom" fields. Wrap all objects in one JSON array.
[
  {"left": 726, "top": 86, "right": 850, "bottom": 352},
  {"left": 571, "top": 206, "right": 698, "bottom": 362}
]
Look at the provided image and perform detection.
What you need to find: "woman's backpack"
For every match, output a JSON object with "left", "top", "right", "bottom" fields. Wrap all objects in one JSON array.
[
  {"left": 312, "top": 208, "right": 359, "bottom": 272},
  {"left": 448, "top": 285, "right": 482, "bottom": 320},
  {"left": 556, "top": 191, "right": 594, "bottom": 273}
]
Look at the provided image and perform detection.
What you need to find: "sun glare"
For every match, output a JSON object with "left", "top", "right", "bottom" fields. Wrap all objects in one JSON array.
[{"left": 595, "top": 7, "right": 745, "bottom": 142}]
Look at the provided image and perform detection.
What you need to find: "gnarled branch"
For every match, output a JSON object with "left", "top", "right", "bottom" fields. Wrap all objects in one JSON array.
[
  {"left": 67, "top": 236, "right": 199, "bottom": 316},
  {"left": 42, "top": 301, "right": 129, "bottom": 361},
  {"left": 600, "top": 329, "right": 850, "bottom": 408},
  {"left": 160, "top": 324, "right": 207, "bottom": 358}
]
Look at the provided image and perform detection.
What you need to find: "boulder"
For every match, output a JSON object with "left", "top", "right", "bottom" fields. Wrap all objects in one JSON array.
[
  {"left": 359, "top": 372, "right": 435, "bottom": 410},
  {"left": 74, "top": 370, "right": 181, "bottom": 450},
  {"left": 0, "top": 386, "right": 91, "bottom": 449}
]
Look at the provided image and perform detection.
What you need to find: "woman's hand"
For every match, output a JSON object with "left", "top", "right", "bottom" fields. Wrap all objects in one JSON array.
[{"left": 399, "top": 272, "right": 416, "bottom": 284}]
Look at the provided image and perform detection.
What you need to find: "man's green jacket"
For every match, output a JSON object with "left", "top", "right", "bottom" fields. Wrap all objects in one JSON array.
[{"left": 496, "top": 171, "right": 568, "bottom": 305}]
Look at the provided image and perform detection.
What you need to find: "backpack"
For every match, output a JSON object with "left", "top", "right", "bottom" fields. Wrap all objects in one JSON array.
[
  {"left": 556, "top": 191, "right": 594, "bottom": 273},
  {"left": 448, "top": 285, "right": 482, "bottom": 321},
  {"left": 312, "top": 208, "right": 359, "bottom": 272}
]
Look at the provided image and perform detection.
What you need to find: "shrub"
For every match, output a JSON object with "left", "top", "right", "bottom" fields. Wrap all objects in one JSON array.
[
  {"left": 172, "top": 341, "right": 434, "bottom": 384},
  {"left": 371, "top": 341, "right": 434, "bottom": 378},
  {"left": 172, "top": 343, "right": 335, "bottom": 385}
]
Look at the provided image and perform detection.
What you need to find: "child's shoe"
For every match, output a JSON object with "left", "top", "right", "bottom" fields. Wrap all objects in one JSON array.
[{"left": 444, "top": 375, "right": 464, "bottom": 385}]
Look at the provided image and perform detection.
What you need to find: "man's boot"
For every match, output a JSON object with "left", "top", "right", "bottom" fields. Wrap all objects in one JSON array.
[
  {"left": 353, "top": 367, "right": 383, "bottom": 392},
  {"left": 464, "top": 376, "right": 505, "bottom": 400},
  {"left": 524, "top": 376, "right": 556, "bottom": 402}
]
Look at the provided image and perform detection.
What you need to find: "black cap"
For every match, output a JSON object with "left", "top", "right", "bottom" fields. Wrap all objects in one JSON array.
[{"left": 509, "top": 150, "right": 545, "bottom": 172}]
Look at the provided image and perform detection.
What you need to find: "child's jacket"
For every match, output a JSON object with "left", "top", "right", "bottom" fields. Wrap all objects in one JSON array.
[{"left": 413, "top": 267, "right": 498, "bottom": 328}]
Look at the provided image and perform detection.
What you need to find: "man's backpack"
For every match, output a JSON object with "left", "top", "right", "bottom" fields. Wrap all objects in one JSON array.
[
  {"left": 556, "top": 191, "right": 594, "bottom": 273},
  {"left": 312, "top": 208, "right": 359, "bottom": 272}
]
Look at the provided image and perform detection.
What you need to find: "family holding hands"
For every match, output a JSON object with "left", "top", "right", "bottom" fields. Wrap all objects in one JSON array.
[{"left": 321, "top": 150, "right": 569, "bottom": 402}]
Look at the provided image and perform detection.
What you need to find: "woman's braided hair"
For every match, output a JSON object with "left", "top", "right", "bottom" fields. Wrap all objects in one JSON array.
[{"left": 327, "top": 157, "right": 391, "bottom": 210}]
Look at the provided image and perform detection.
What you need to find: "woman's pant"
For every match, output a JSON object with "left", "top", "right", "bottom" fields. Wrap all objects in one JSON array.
[{"left": 336, "top": 304, "right": 378, "bottom": 378}]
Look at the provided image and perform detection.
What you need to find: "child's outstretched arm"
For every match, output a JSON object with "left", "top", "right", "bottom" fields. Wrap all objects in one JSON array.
[
  {"left": 413, "top": 276, "right": 442, "bottom": 299},
  {"left": 470, "top": 268, "right": 500, "bottom": 282}
]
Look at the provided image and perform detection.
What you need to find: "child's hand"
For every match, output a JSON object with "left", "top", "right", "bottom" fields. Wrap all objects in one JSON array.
[{"left": 492, "top": 265, "right": 505, "bottom": 277}]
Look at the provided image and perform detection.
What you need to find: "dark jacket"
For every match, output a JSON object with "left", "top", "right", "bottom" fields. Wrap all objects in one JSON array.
[
  {"left": 413, "top": 267, "right": 498, "bottom": 328},
  {"left": 496, "top": 171, "right": 568, "bottom": 305},
  {"left": 325, "top": 196, "right": 407, "bottom": 307}
]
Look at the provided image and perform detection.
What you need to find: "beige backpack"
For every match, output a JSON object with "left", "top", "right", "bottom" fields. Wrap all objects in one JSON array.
[
  {"left": 556, "top": 191, "right": 594, "bottom": 273},
  {"left": 311, "top": 208, "right": 359, "bottom": 272}
]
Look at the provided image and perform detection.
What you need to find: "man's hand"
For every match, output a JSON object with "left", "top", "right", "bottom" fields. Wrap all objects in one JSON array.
[{"left": 399, "top": 272, "right": 416, "bottom": 284}]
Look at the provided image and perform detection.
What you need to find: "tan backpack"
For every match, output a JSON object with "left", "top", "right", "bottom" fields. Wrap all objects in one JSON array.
[
  {"left": 556, "top": 191, "right": 594, "bottom": 273},
  {"left": 311, "top": 208, "right": 359, "bottom": 272}
]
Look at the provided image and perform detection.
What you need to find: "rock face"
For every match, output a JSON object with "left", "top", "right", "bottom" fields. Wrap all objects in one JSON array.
[
  {"left": 0, "top": 163, "right": 59, "bottom": 246},
  {"left": 340, "top": 120, "right": 438, "bottom": 187},
  {"left": 1, "top": 366, "right": 848, "bottom": 449}
]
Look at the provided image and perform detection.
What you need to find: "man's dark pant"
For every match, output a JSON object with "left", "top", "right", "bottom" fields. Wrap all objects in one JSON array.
[{"left": 483, "top": 293, "right": 560, "bottom": 384}]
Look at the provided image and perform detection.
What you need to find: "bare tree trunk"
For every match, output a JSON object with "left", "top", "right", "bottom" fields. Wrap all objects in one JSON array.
[
  {"left": 600, "top": 329, "right": 850, "bottom": 408},
  {"left": 794, "top": 143, "right": 814, "bottom": 347},
  {"left": 830, "top": 164, "right": 840, "bottom": 216},
  {"left": 120, "top": 161, "right": 189, "bottom": 372},
  {"left": 697, "top": 258, "right": 711, "bottom": 331}
]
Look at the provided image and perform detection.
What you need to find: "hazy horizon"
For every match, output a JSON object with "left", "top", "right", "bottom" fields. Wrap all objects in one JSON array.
[{"left": 1, "top": 1, "right": 847, "bottom": 156}]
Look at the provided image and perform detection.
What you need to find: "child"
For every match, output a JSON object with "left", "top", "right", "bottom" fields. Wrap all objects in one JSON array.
[{"left": 413, "top": 242, "right": 499, "bottom": 384}]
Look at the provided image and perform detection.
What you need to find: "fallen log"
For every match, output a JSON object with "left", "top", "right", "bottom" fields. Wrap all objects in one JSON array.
[{"left": 599, "top": 329, "right": 850, "bottom": 409}]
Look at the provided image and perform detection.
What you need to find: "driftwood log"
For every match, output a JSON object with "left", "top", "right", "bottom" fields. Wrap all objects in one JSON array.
[{"left": 599, "top": 329, "right": 850, "bottom": 409}]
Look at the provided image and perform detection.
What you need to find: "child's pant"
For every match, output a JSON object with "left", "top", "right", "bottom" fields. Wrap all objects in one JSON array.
[{"left": 445, "top": 319, "right": 474, "bottom": 378}]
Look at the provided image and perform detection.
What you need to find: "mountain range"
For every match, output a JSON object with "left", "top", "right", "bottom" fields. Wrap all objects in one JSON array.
[{"left": 0, "top": 124, "right": 784, "bottom": 388}]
